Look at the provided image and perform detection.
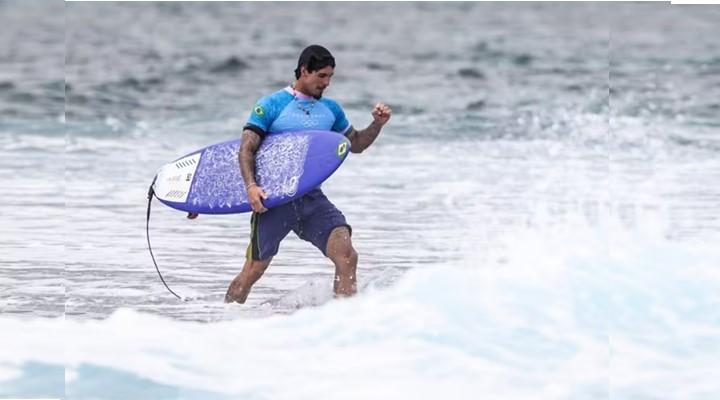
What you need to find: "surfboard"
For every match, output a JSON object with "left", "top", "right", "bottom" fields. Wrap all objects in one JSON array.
[{"left": 152, "top": 130, "right": 351, "bottom": 214}]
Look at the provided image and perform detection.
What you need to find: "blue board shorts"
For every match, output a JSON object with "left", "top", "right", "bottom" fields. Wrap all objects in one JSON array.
[{"left": 247, "top": 188, "right": 351, "bottom": 261}]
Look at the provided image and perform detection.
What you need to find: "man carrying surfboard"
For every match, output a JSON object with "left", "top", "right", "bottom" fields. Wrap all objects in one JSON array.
[{"left": 224, "top": 45, "right": 392, "bottom": 303}]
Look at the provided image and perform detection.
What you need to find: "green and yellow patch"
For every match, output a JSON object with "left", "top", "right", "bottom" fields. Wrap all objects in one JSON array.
[{"left": 337, "top": 141, "right": 348, "bottom": 158}]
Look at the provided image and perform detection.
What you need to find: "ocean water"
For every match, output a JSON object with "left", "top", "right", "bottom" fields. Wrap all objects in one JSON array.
[{"left": 1, "top": 1, "right": 719, "bottom": 399}]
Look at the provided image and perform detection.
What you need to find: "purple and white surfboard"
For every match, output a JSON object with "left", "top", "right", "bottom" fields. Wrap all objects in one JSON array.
[{"left": 152, "top": 130, "right": 351, "bottom": 214}]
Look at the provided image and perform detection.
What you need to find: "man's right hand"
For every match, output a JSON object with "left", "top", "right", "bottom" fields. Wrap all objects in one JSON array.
[{"left": 247, "top": 184, "right": 268, "bottom": 213}]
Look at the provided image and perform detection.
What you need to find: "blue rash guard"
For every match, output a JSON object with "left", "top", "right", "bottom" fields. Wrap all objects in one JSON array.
[
  {"left": 244, "top": 86, "right": 352, "bottom": 138},
  {"left": 243, "top": 87, "right": 353, "bottom": 261}
]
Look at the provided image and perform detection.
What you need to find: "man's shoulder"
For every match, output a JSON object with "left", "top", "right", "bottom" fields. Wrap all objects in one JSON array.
[
  {"left": 319, "top": 97, "right": 345, "bottom": 114},
  {"left": 258, "top": 88, "right": 293, "bottom": 106}
]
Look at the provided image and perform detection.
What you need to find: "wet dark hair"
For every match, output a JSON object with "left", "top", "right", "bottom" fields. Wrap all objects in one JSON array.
[{"left": 294, "top": 45, "right": 335, "bottom": 79}]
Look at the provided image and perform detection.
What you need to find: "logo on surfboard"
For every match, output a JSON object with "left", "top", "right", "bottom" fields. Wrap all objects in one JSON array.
[{"left": 336, "top": 141, "right": 348, "bottom": 158}]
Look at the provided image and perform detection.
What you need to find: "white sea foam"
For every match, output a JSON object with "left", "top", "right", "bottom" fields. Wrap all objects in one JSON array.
[{"left": 2, "top": 214, "right": 718, "bottom": 399}]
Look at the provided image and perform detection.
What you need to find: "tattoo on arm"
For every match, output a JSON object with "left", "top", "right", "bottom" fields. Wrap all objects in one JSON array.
[
  {"left": 239, "top": 129, "right": 262, "bottom": 187},
  {"left": 349, "top": 121, "right": 383, "bottom": 153}
]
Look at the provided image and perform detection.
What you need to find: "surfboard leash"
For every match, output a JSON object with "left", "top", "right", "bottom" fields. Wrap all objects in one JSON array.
[{"left": 146, "top": 182, "right": 184, "bottom": 301}]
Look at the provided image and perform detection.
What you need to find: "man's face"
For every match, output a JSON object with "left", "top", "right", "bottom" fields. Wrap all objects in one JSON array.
[{"left": 300, "top": 65, "right": 334, "bottom": 98}]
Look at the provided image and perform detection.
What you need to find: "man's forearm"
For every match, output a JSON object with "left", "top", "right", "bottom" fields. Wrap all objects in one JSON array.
[
  {"left": 239, "top": 130, "right": 261, "bottom": 187},
  {"left": 239, "top": 150, "right": 256, "bottom": 187},
  {"left": 351, "top": 121, "right": 383, "bottom": 153}
]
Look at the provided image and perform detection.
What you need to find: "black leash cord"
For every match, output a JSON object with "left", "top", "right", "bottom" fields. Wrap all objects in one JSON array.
[{"left": 146, "top": 184, "right": 184, "bottom": 301}]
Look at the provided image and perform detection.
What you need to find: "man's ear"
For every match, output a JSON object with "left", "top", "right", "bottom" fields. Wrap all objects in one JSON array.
[{"left": 300, "top": 65, "right": 308, "bottom": 77}]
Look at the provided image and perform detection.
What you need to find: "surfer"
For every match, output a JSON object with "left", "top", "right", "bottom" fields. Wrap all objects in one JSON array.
[{"left": 224, "top": 45, "right": 392, "bottom": 303}]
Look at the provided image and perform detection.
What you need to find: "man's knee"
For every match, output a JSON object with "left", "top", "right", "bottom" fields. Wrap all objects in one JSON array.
[
  {"left": 248, "top": 258, "right": 271, "bottom": 277},
  {"left": 254, "top": 258, "right": 271, "bottom": 270},
  {"left": 327, "top": 225, "right": 350, "bottom": 248}
]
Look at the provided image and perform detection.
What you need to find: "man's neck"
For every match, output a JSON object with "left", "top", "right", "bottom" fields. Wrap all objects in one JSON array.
[{"left": 291, "top": 82, "right": 316, "bottom": 100}]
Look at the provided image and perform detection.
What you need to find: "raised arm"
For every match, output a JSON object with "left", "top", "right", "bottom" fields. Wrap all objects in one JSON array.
[{"left": 346, "top": 102, "right": 392, "bottom": 153}]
